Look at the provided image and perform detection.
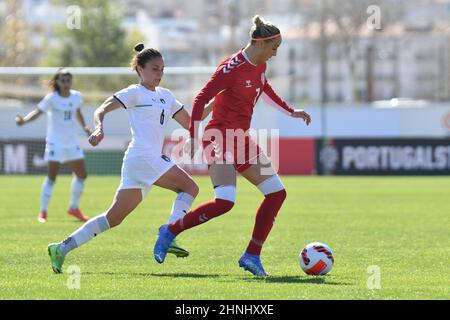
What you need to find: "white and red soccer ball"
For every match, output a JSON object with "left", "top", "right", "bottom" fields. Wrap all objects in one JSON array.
[{"left": 299, "top": 242, "right": 334, "bottom": 275}]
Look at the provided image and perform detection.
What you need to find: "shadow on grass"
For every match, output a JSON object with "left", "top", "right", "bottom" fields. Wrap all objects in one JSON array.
[
  {"left": 83, "top": 271, "right": 221, "bottom": 279},
  {"left": 238, "top": 275, "right": 352, "bottom": 285},
  {"left": 81, "top": 271, "right": 351, "bottom": 285},
  {"left": 150, "top": 272, "right": 221, "bottom": 279}
]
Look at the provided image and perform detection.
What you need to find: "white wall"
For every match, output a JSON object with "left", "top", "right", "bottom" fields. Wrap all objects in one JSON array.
[
  {"left": 252, "top": 102, "right": 450, "bottom": 138},
  {"left": 2, "top": 103, "right": 450, "bottom": 143}
]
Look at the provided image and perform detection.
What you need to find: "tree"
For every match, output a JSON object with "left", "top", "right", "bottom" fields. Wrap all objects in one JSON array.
[
  {"left": 0, "top": 0, "right": 29, "bottom": 67},
  {"left": 294, "top": 0, "right": 401, "bottom": 103},
  {"left": 323, "top": 0, "right": 401, "bottom": 102},
  {"left": 42, "top": 0, "right": 131, "bottom": 67},
  {"left": 41, "top": 0, "right": 144, "bottom": 101}
]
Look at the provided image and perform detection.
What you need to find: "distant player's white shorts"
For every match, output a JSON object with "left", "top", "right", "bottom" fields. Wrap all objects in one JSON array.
[
  {"left": 118, "top": 153, "right": 176, "bottom": 198},
  {"left": 44, "top": 143, "right": 84, "bottom": 163}
]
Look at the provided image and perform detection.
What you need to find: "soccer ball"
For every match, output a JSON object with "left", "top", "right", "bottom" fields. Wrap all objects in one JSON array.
[{"left": 299, "top": 242, "right": 334, "bottom": 275}]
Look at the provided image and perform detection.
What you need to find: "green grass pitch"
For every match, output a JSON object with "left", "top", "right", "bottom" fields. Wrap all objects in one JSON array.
[{"left": 0, "top": 175, "right": 449, "bottom": 299}]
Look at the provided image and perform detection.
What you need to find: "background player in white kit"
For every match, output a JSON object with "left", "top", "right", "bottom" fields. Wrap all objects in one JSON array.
[
  {"left": 47, "top": 43, "right": 212, "bottom": 273},
  {"left": 15, "top": 68, "right": 91, "bottom": 223}
]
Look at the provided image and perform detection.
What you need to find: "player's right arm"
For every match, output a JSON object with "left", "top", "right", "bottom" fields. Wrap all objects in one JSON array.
[
  {"left": 89, "top": 96, "right": 123, "bottom": 147},
  {"left": 15, "top": 108, "right": 43, "bottom": 126},
  {"left": 16, "top": 92, "right": 53, "bottom": 126}
]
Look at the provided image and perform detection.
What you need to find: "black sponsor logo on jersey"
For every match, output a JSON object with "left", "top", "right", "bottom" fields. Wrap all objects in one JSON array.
[
  {"left": 161, "top": 155, "right": 170, "bottom": 162},
  {"left": 160, "top": 99, "right": 166, "bottom": 104}
]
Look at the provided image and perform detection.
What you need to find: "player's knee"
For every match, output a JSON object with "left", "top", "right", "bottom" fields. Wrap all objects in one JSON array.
[
  {"left": 179, "top": 183, "right": 198, "bottom": 199},
  {"left": 47, "top": 175, "right": 57, "bottom": 182},
  {"left": 178, "top": 176, "right": 199, "bottom": 198},
  {"left": 76, "top": 173, "right": 87, "bottom": 180},
  {"left": 214, "top": 185, "right": 236, "bottom": 214},
  {"left": 257, "top": 175, "right": 285, "bottom": 196},
  {"left": 186, "top": 182, "right": 199, "bottom": 198}
]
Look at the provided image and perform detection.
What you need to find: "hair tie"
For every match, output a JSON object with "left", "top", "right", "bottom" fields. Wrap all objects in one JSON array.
[{"left": 134, "top": 43, "right": 145, "bottom": 52}]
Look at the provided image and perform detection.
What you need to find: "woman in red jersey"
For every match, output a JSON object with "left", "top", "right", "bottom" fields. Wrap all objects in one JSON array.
[{"left": 154, "top": 15, "right": 311, "bottom": 276}]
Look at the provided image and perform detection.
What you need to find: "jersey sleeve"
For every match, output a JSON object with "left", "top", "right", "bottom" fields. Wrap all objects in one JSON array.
[
  {"left": 171, "top": 99, "right": 184, "bottom": 118},
  {"left": 72, "top": 90, "right": 82, "bottom": 110},
  {"left": 78, "top": 92, "right": 83, "bottom": 109},
  {"left": 261, "top": 82, "right": 295, "bottom": 115},
  {"left": 113, "top": 85, "right": 139, "bottom": 109},
  {"left": 189, "top": 62, "right": 237, "bottom": 138},
  {"left": 164, "top": 89, "right": 184, "bottom": 118},
  {"left": 37, "top": 93, "right": 53, "bottom": 112}
]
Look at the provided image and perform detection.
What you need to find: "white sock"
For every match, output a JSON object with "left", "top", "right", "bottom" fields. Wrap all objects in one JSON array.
[
  {"left": 40, "top": 177, "right": 55, "bottom": 212},
  {"left": 256, "top": 175, "right": 285, "bottom": 195},
  {"left": 59, "top": 213, "right": 110, "bottom": 255},
  {"left": 70, "top": 176, "right": 85, "bottom": 209},
  {"left": 167, "top": 192, "right": 195, "bottom": 224}
]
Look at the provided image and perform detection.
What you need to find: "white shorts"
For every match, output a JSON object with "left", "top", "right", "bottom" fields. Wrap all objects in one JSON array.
[
  {"left": 118, "top": 153, "right": 176, "bottom": 198},
  {"left": 44, "top": 143, "right": 84, "bottom": 163}
]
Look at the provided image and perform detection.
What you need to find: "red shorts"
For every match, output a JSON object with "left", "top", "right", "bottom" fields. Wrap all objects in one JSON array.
[{"left": 202, "top": 128, "right": 261, "bottom": 173}]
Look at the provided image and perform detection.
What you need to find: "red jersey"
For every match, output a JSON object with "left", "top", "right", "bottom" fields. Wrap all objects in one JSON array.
[{"left": 189, "top": 48, "right": 294, "bottom": 138}]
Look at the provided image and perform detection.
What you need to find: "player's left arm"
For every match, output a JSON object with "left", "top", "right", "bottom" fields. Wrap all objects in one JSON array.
[
  {"left": 173, "top": 99, "right": 214, "bottom": 130},
  {"left": 262, "top": 82, "right": 311, "bottom": 126},
  {"left": 76, "top": 108, "right": 92, "bottom": 136}
]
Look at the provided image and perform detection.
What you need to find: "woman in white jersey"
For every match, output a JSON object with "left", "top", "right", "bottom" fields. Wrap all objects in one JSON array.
[
  {"left": 47, "top": 43, "right": 212, "bottom": 273},
  {"left": 15, "top": 68, "right": 91, "bottom": 223}
]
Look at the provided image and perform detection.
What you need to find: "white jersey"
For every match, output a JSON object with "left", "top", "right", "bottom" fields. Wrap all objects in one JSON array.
[
  {"left": 37, "top": 90, "right": 83, "bottom": 146},
  {"left": 113, "top": 84, "right": 184, "bottom": 156}
]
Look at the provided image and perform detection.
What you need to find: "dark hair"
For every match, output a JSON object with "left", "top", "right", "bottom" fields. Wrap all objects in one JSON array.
[
  {"left": 250, "top": 15, "right": 281, "bottom": 43},
  {"left": 49, "top": 68, "right": 72, "bottom": 93},
  {"left": 130, "top": 42, "right": 163, "bottom": 75}
]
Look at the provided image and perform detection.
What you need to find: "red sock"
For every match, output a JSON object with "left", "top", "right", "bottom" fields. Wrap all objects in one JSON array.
[
  {"left": 246, "top": 189, "right": 287, "bottom": 255},
  {"left": 168, "top": 198, "right": 234, "bottom": 235}
]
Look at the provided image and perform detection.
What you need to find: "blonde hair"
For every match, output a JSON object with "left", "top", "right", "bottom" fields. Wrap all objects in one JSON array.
[{"left": 250, "top": 15, "right": 281, "bottom": 42}]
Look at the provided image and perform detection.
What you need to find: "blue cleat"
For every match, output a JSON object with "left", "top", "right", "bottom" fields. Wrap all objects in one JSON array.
[
  {"left": 238, "top": 252, "right": 269, "bottom": 277},
  {"left": 153, "top": 224, "right": 175, "bottom": 264}
]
